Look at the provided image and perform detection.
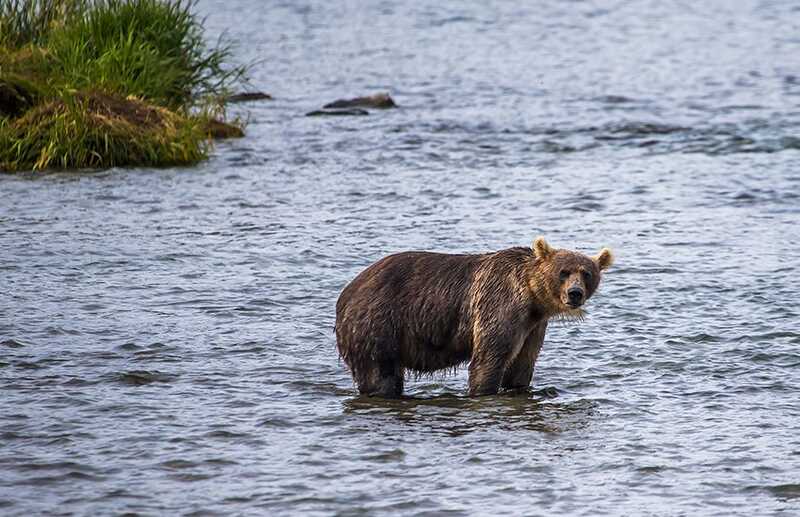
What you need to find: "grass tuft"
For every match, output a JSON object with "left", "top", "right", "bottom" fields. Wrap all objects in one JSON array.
[
  {"left": 0, "top": 90, "right": 208, "bottom": 171},
  {"left": 0, "top": 0, "right": 87, "bottom": 48},
  {"left": 45, "top": 0, "right": 246, "bottom": 107},
  {"left": 0, "top": 0, "right": 248, "bottom": 172}
]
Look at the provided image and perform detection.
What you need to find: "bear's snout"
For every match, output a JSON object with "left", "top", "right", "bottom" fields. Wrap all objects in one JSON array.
[{"left": 566, "top": 286, "right": 585, "bottom": 307}]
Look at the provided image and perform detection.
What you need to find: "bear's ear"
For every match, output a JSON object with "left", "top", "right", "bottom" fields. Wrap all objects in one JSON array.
[
  {"left": 532, "top": 236, "right": 554, "bottom": 260},
  {"left": 593, "top": 248, "right": 614, "bottom": 271}
]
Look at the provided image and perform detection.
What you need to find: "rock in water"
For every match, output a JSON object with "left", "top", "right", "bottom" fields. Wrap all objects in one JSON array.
[
  {"left": 305, "top": 108, "right": 370, "bottom": 117},
  {"left": 227, "top": 92, "right": 272, "bottom": 103},
  {"left": 204, "top": 118, "right": 244, "bottom": 138},
  {"left": 323, "top": 93, "right": 396, "bottom": 109}
]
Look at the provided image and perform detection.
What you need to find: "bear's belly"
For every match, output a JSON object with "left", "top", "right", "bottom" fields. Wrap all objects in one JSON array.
[{"left": 399, "top": 337, "right": 472, "bottom": 373}]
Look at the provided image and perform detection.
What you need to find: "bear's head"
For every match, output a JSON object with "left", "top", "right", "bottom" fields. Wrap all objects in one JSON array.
[{"left": 530, "top": 236, "right": 613, "bottom": 317}]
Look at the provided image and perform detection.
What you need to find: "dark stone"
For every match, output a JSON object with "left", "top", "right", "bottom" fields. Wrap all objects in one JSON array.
[
  {"left": 204, "top": 119, "right": 244, "bottom": 138},
  {"left": 305, "top": 108, "right": 370, "bottom": 117},
  {"left": 323, "top": 93, "right": 396, "bottom": 110},
  {"left": 226, "top": 92, "right": 273, "bottom": 103}
]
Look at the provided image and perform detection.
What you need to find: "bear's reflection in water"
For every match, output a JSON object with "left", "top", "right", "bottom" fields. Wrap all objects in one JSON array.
[{"left": 342, "top": 388, "right": 597, "bottom": 436}]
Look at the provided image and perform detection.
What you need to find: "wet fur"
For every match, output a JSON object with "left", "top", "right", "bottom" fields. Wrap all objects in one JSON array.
[{"left": 335, "top": 239, "right": 612, "bottom": 397}]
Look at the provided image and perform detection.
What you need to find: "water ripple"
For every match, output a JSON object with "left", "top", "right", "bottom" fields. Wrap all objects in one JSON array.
[{"left": 2, "top": 0, "right": 800, "bottom": 515}]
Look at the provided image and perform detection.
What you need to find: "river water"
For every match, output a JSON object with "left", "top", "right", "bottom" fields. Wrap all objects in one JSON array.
[{"left": 2, "top": 1, "right": 800, "bottom": 515}]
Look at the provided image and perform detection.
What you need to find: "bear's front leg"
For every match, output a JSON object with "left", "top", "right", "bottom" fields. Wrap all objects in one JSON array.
[
  {"left": 468, "top": 359, "right": 506, "bottom": 396},
  {"left": 501, "top": 321, "right": 547, "bottom": 391},
  {"left": 468, "top": 334, "right": 515, "bottom": 397}
]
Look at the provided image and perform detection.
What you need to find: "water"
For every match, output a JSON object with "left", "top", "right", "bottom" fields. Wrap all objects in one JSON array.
[{"left": 2, "top": 1, "right": 800, "bottom": 515}]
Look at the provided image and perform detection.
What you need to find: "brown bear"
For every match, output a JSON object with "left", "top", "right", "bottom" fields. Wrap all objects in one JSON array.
[{"left": 335, "top": 237, "right": 613, "bottom": 397}]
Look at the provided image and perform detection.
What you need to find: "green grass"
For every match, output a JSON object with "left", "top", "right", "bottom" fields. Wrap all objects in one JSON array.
[
  {"left": 47, "top": 0, "right": 245, "bottom": 107},
  {"left": 0, "top": 90, "right": 209, "bottom": 171},
  {"left": 0, "top": 0, "right": 247, "bottom": 172},
  {"left": 0, "top": 0, "right": 87, "bottom": 48}
]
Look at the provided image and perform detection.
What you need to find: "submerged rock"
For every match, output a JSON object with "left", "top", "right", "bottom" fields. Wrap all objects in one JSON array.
[
  {"left": 323, "top": 93, "right": 396, "bottom": 109},
  {"left": 305, "top": 108, "right": 369, "bottom": 117},
  {"left": 203, "top": 118, "right": 244, "bottom": 138},
  {"left": 226, "top": 91, "right": 272, "bottom": 103}
]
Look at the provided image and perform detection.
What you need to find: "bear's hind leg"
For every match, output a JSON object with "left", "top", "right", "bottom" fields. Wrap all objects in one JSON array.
[{"left": 356, "top": 359, "right": 404, "bottom": 398}]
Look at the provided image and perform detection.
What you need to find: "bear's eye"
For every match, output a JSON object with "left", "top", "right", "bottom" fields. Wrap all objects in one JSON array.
[
  {"left": 559, "top": 270, "right": 570, "bottom": 281},
  {"left": 582, "top": 270, "right": 593, "bottom": 283}
]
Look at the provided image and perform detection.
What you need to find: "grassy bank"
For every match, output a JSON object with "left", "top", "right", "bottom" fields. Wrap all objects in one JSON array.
[{"left": 0, "top": 0, "right": 246, "bottom": 172}]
